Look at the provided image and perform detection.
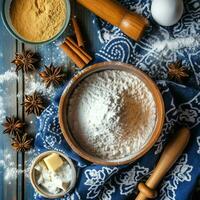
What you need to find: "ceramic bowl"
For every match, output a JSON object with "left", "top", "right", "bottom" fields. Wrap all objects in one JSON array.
[
  {"left": 59, "top": 62, "right": 165, "bottom": 166},
  {"left": 1, "top": 0, "right": 71, "bottom": 44},
  {"left": 30, "top": 151, "right": 76, "bottom": 199}
]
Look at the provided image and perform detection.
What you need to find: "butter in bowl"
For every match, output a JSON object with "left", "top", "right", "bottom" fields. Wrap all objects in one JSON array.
[{"left": 30, "top": 151, "right": 76, "bottom": 198}]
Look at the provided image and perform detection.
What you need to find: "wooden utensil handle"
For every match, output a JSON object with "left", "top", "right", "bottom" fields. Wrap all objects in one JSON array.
[
  {"left": 77, "top": 0, "right": 148, "bottom": 41},
  {"left": 136, "top": 127, "right": 190, "bottom": 200}
]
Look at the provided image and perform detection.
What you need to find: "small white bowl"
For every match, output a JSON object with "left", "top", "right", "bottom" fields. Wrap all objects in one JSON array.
[{"left": 30, "top": 151, "right": 76, "bottom": 199}]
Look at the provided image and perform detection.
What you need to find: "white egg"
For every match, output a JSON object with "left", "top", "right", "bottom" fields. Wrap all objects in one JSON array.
[{"left": 151, "top": 0, "right": 184, "bottom": 26}]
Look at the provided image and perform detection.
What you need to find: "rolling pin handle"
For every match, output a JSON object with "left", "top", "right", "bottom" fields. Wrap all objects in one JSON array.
[
  {"left": 119, "top": 12, "right": 149, "bottom": 41},
  {"left": 137, "top": 183, "right": 157, "bottom": 199},
  {"left": 77, "top": 0, "right": 148, "bottom": 41},
  {"left": 135, "top": 127, "right": 190, "bottom": 200}
]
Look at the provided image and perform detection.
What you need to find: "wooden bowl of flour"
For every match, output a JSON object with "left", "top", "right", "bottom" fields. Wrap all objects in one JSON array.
[{"left": 59, "top": 62, "right": 165, "bottom": 166}]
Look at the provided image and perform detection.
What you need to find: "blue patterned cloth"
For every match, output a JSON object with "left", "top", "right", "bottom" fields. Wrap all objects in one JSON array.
[{"left": 34, "top": 0, "right": 200, "bottom": 199}]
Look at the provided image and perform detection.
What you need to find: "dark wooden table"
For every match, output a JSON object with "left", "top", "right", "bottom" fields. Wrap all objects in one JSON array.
[{"left": 0, "top": 1, "right": 101, "bottom": 199}]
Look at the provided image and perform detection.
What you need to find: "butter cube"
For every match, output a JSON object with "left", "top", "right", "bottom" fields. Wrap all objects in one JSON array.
[
  {"left": 43, "top": 153, "right": 64, "bottom": 172},
  {"left": 38, "top": 160, "right": 47, "bottom": 170}
]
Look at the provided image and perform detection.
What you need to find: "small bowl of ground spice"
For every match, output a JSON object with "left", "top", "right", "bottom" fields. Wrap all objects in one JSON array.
[
  {"left": 59, "top": 62, "right": 165, "bottom": 166},
  {"left": 1, "top": 0, "right": 70, "bottom": 44}
]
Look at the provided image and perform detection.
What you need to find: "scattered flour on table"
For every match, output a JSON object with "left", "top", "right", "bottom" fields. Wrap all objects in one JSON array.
[
  {"left": 0, "top": 70, "right": 17, "bottom": 123},
  {"left": 0, "top": 70, "right": 17, "bottom": 84},
  {"left": 153, "top": 36, "right": 200, "bottom": 55},
  {"left": 0, "top": 95, "right": 6, "bottom": 123},
  {"left": 68, "top": 70, "right": 157, "bottom": 160},
  {"left": 0, "top": 153, "right": 24, "bottom": 184},
  {"left": 25, "top": 75, "right": 55, "bottom": 97},
  {"left": 0, "top": 149, "right": 37, "bottom": 184}
]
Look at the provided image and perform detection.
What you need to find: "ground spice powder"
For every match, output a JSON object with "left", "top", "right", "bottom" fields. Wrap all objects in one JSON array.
[{"left": 10, "top": 0, "right": 66, "bottom": 42}]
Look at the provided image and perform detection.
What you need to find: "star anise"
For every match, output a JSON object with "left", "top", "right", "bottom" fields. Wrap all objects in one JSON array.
[
  {"left": 22, "top": 92, "right": 45, "bottom": 116},
  {"left": 39, "top": 64, "right": 65, "bottom": 87},
  {"left": 11, "top": 50, "right": 38, "bottom": 73},
  {"left": 11, "top": 133, "right": 33, "bottom": 152},
  {"left": 168, "top": 61, "right": 189, "bottom": 81},
  {"left": 2, "top": 116, "right": 25, "bottom": 135}
]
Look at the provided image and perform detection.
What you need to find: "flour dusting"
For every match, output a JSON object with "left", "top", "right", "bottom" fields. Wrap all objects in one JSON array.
[
  {"left": 25, "top": 80, "right": 55, "bottom": 97},
  {"left": 153, "top": 36, "right": 200, "bottom": 54},
  {"left": 0, "top": 149, "right": 37, "bottom": 184},
  {"left": 0, "top": 69, "right": 16, "bottom": 122},
  {"left": 0, "top": 70, "right": 17, "bottom": 84},
  {"left": 0, "top": 95, "right": 6, "bottom": 123},
  {"left": 68, "top": 70, "right": 157, "bottom": 160},
  {"left": 0, "top": 152, "right": 24, "bottom": 184}
]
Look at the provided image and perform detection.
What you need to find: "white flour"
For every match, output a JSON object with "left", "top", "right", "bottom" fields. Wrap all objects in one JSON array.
[
  {"left": 25, "top": 76, "right": 55, "bottom": 97},
  {"left": 0, "top": 70, "right": 18, "bottom": 123},
  {"left": 0, "top": 70, "right": 17, "bottom": 84},
  {"left": 153, "top": 36, "right": 200, "bottom": 55},
  {"left": 0, "top": 95, "right": 6, "bottom": 123},
  {"left": 0, "top": 152, "right": 24, "bottom": 184},
  {"left": 68, "top": 70, "right": 157, "bottom": 160},
  {"left": 0, "top": 149, "right": 37, "bottom": 184}
]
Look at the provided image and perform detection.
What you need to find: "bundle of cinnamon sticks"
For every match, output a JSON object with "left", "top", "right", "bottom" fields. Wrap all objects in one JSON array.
[{"left": 60, "top": 17, "right": 92, "bottom": 69}]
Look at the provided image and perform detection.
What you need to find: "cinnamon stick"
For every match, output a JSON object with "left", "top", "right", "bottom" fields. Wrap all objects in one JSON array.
[
  {"left": 60, "top": 43, "right": 85, "bottom": 69},
  {"left": 72, "top": 16, "right": 84, "bottom": 47},
  {"left": 66, "top": 37, "right": 92, "bottom": 61},
  {"left": 65, "top": 40, "right": 90, "bottom": 64}
]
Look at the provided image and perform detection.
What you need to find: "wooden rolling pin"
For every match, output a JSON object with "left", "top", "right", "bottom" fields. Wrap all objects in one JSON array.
[
  {"left": 135, "top": 127, "right": 190, "bottom": 200},
  {"left": 77, "top": 0, "right": 148, "bottom": 42}
]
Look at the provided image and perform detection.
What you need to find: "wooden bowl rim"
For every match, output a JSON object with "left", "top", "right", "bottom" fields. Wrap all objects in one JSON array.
[
  {"left": 29, "top": 150, "right": 77, "bottom": 199},
  {"left": 59, "top": 61, "right": 165, "bottom": 166}
]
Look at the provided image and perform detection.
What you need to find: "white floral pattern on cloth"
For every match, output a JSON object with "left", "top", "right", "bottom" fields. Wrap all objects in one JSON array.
[
  {"left": 115, "top": 164, "right": 149, "bottom": 196},
  {"left": 34, "top": 0, "right": 200, "bottom": 199},
  {"left": 96, "top": 37, "right": 135, "bottom": 63},
  {"left": 96, "top": 0, "right": 200, "bottom": 82},
  {"left": 154, "top": 82, "right": 200, "bottom": 154},
  {"left": 36, "top": 103, "right": 62, "bottom": 150},
  {"left": 66, "top": 190, "right": 82, "bottom": 200},
  {"left": 178, "top": 92, "right": 200, "bottom": 128},
  {"left": 99, "top": 179, "right": 116, "bottom": 200},
  {"left": 84, "top": 167, "right": 118, "bottom": 199},
  {"left": 153, "top": 81, "right": 178, "bottom": 154},
  {"left": 34, "top": 82, "right": 200, "bottom": 200},
  {"left": 159, "top": 154, "right": 193, "bottom": 200},
  {"left": 197, "top": 136, "right": 200, "bottom": 154}
]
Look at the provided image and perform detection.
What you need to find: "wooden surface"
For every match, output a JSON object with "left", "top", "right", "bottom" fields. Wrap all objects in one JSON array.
[{"left": 0, "top": 1, "right": 100, "bottom": 199}]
